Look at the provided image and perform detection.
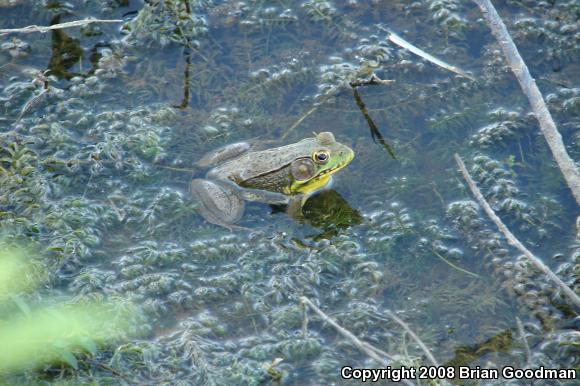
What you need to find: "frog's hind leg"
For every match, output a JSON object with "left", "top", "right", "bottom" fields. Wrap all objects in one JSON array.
[
  {"left": 195, "top": 142, "right": 251, "bottom": 168},
  {"left": 238, "top": 188, "right": 304, "bottom": 220},
  {"left": 285, "top": 195, "right": 306, "bottom": 220},
  {"left": 237, "top": 188, "right": 290, "bottom": 206},
  {"left": 190, "top": 179, "right": 245, "bottom": 228}
]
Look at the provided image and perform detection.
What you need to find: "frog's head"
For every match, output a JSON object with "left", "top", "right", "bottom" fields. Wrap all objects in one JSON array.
[{"left": 288, "top": 132, "right": 354, "bottom": 195}]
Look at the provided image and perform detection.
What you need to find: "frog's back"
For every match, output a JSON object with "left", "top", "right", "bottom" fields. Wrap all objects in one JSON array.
[{"left": 207, "top": 139, "right": 316, "bottom": 185}]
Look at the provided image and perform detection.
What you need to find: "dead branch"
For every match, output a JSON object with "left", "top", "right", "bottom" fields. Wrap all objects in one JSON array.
[
  {"left": 515, "top": 317, "right": 532, "bottom": 369},
  {"left": 0, "top": 19, "right": 123, "bottom": 35},
  {"left": 299, "top": 296, "right": 388, "bottom": 365},
  {"left": 349, "top": 74, "right": 395, "bottom": 87},
  {"left": 385, "top": 311, "right": 440, "bottom": 367},
  {"left": 455, "top": 154, "right": 580, "bottom": 309},
  {"left": 377, "top": 25, "right": 474, "bottom": 81},
  {"left": 299, "top": 296, "right": 418, "bottom": 386},
  {"left": 473, "top": 0, "right": 580, "bottom": 206}
]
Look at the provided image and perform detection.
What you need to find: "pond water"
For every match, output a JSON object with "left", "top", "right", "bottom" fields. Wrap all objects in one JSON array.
[{"left": 1, "top": 0, "right": 578, "bottom": 385}]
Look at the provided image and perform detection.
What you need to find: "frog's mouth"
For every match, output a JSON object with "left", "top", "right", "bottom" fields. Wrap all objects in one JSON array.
[
  {"left": 314, "top": 164, "right": 343, "bottom": 180},
  {"left": 313, "top": 153, "right": 353, "bottom": 180}
]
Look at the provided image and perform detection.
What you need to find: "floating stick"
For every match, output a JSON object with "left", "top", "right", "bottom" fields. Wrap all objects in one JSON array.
[
  {"left": 0, "top": 19, "right": 123, "bottom": 35},
  {"left": 377, "top": 26, "right": 474, "bottom": 81},
  {"left": 455, "top": 154, "right": 580, "bottom": 309},
  {"left": 472, "top": 0, "right": 580, "bottom": 206},
  {"left": 300, "top": 296, "right": 420, "bottom": 386}
]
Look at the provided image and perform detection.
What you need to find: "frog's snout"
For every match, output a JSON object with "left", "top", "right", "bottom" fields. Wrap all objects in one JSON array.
[{"left": 340, "top": 148, "right": 355, "bottom": 163}]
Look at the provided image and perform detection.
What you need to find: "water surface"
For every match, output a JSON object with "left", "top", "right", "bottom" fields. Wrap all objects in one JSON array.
[{"left": 1, "top": 0, "right": 578, "bottom": 385}]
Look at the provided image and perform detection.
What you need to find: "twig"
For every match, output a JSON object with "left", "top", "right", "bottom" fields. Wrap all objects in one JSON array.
[
  {"left": 95, "top": 361, "right": 132, "bottom": 384},
  {"left": 377, "top": 25, "right": 474, "bottom": 81},
  {"left": 18, "top": 88, "right": 49, "bottom": 120},
  {"left": 173, "top": 51, "right": 191, "bottom": 109},
  {"left": 349, "top": 74, "right": 395, "bottom": 87},
  {"left": 385, "top": 311, "right": 440, "bottom": 367},
  {"left": 154, "top": 164, "right": 195, "bottom": 173},
  {"left": 515, "top": 317, "right": 532, "bottom": 369},
  {"left": 299, "top": 297, "right": 417, "bottom": 386},
  {"left": 282, "top": 71, "right": 392, "bottom": 140},
  {"left": 0, "top": 19, "right": 123, "bottom": 35},
  {"left": 455, "top": 154, "right": 580, "bottom": 308},
  {"left": 473, "top": 0, "right": 580, "bottom": 206},
  {"left": 301, "top": 298, "right": 418, "bottom": 384},
  {"left": 352, "top": 88, "right": 397, "bottom": 159},
  {"left": 431, "top": 249, "right": 481, "bottom": 279},
  {"left": 301, "top": 300, "right": 308, "bottom": 339},
  {"left": 361, "top": 342, "right": 396, "bottom": 362},
  {"left": 282, "top": 105, "right": 319, "bottom": 140},
  {"left": 299, "top": 297, "right": 387, "bottom": 365}
]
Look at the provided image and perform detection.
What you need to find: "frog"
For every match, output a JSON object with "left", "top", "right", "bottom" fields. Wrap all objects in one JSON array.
[{"left": 190, "top": 131, "right": 354, "bottom": 229}]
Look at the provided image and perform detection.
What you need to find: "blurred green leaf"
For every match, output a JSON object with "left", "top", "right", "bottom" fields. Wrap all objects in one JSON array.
[
  {"left": 80, "top": 337, "right": 97, "bottom": 355},
  {"left": 9, "top": 294, "right": 31, "bottom": 316},
  {"left": 0, "top": 248, "right": 42, "bottom": 301},
  {"left": 0, "top": 246, "right": 135, "bottom": 374},
  {"left": 0, "top": 302, "right": 132, "bottom": 373},
  {"left": 59, "top": 351, "right": 78, "bottom": 370}
]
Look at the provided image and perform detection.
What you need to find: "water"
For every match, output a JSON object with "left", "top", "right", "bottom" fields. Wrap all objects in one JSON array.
[{"left": 1, "top": 0, "right": 578, "bottom": 385}]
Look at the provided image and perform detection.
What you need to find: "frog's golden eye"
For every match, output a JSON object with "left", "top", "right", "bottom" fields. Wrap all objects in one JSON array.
[{"left": 312, "top": 150, "right": 330, "bottom": 164}]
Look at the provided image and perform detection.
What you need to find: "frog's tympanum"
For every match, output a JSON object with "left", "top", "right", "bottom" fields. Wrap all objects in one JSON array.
[{"left": 190, "top": 132, "right": 354, "bottom": 228}]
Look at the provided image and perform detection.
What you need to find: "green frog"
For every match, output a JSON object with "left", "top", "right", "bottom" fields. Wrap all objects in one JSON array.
[{"left": 190, "top": 132, "right": 354, "bottom": 228}]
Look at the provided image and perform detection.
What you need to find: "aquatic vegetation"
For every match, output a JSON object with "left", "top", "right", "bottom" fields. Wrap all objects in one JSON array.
[
  {"left": 356, "top": 35, "right": 396, "bottom": 65},
  {"left": 469, "top": 109, "right": 523, "bottom": 149},
  {"left": 94, "top": 46, "right": 129, "bottom": 78},
  {"left": 425, "top": 0, "right": 469, "bottom": 39},
  {"left": 0, "top": 37, "right": 30, "bottom": 58},
  {"left": 240, "top": 60, "right": 313, "bottom": 107},
  {"left": 0, "top": 0, "right": 578, "bottom": 383},
  {"left": 198, "top": 106, "right": 245, "bottom": 138},
  {"left": 465, "top": 154, "right": 565, "bottom": 240},
  {"left": 508, "top": 3, "right": 580, "bottom": 70},
  {"left": 212, "top": 2, "right": 298, "bottom": 32},
  {"left": 125, "top": 0, "right": 210, "bottom": 48},
  {"left": 547, "top": 87, "right": 580, "bottom": 116}
]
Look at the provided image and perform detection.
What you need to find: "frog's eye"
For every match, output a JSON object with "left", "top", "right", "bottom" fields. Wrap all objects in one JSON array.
[{"left": 313, "top": 150, "right": 330, "bottom": 164}]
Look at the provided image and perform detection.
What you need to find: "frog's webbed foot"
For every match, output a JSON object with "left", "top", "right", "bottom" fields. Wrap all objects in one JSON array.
[{"left": 190, "top": 179, "right": 245, "bottom": 228}]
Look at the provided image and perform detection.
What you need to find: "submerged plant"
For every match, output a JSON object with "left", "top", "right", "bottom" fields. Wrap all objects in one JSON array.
[{"left": 125, "top": 0, "right": 210, "bottom": 48}]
